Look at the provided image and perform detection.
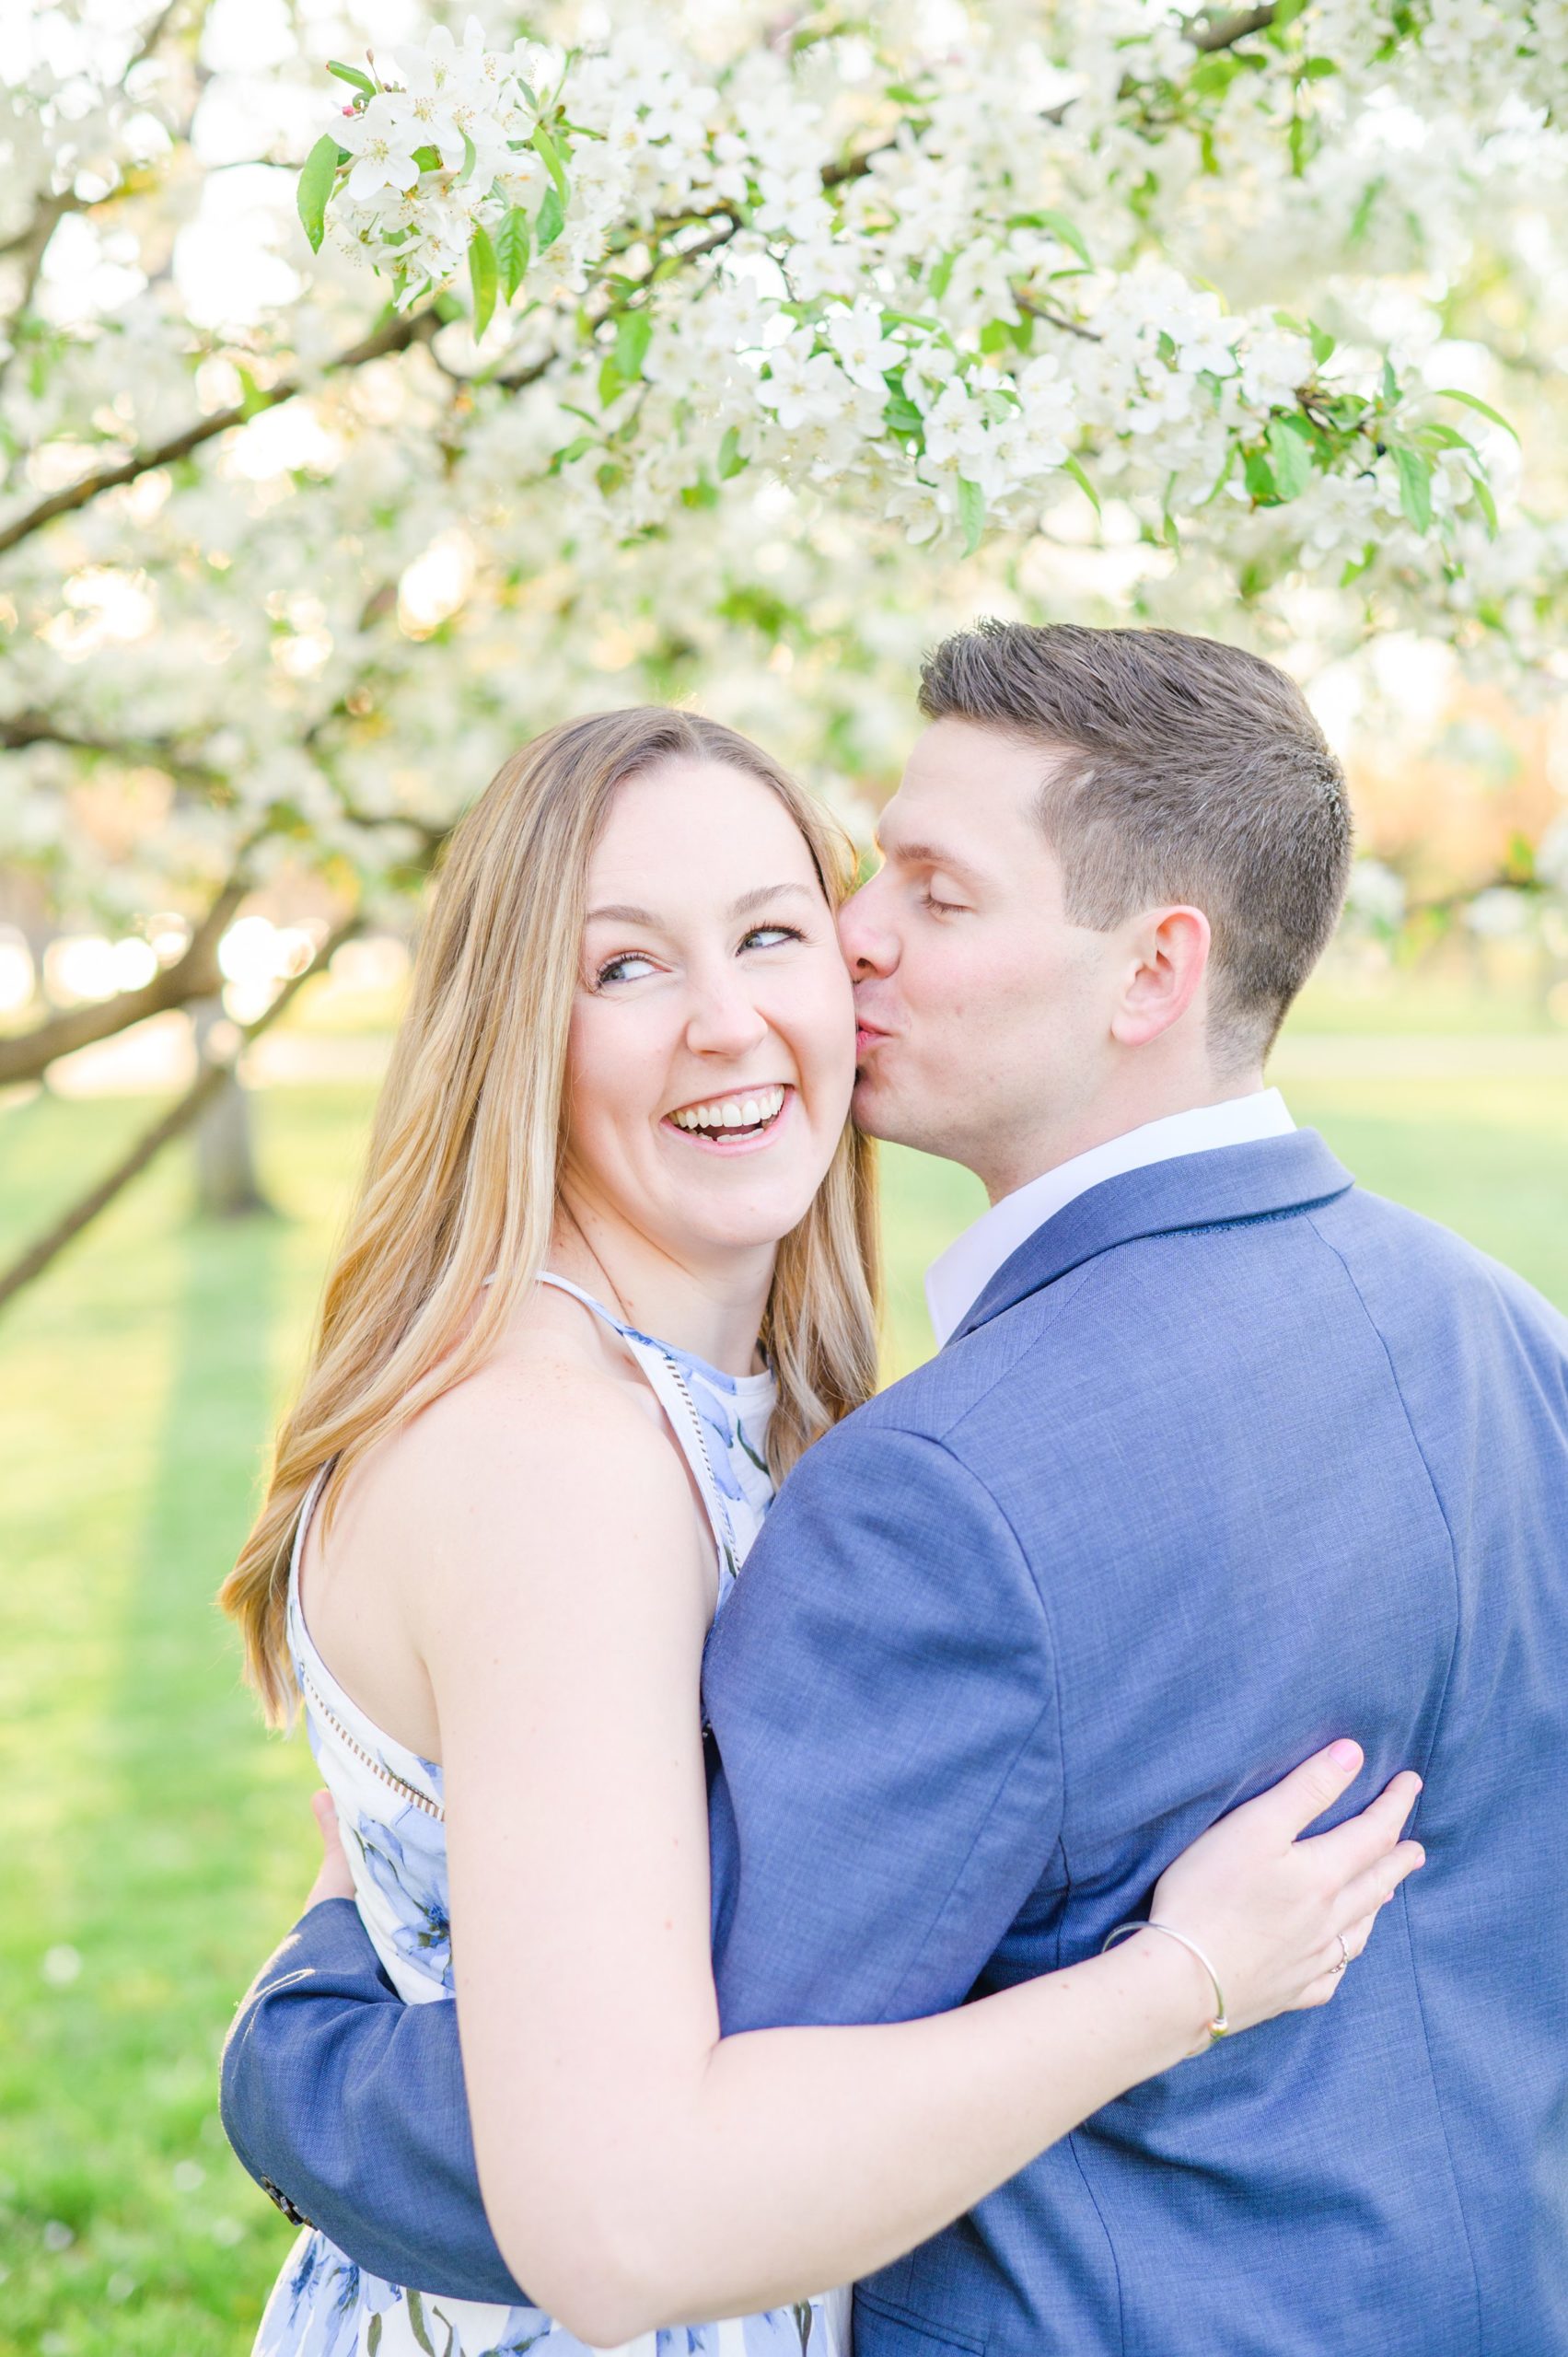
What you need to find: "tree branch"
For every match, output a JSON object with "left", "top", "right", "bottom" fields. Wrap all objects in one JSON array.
[
  {"left": 0, "top": 906, "right": 361, "bottom": 1317},
  {"left": 1016, "top": 289, "right": 1104, "bottom": 344},
  {"left": 0, "top": 308, "right": 440, "bottom": 560},
  {"left": 1188, "top": 6, "right": 1279, "bottom": 53},
  {"left": 0, "top": 876, "right": 247, "bottom": 1087},
  {"left": 0, "top": 708, "right": 224, "bottom": 784}
]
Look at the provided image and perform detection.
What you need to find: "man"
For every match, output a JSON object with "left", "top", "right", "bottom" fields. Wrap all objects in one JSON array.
[{"left": 222, "top": 622, "right": 1568, "bottom": 2353}]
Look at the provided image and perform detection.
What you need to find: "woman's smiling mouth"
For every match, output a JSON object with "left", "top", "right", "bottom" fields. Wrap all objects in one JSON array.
[{"left": 664, "top": 1084, "right": 791, "bottom": 1149}]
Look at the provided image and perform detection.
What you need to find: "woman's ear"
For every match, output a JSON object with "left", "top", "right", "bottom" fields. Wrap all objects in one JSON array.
[{"left": 1109, "top": 905, "right": 1212, "bottom": 1049}]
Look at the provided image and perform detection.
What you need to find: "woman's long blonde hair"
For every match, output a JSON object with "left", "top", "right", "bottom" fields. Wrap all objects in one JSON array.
[{"left": 221, "top": 707, "right": 880, "bottom": 1722}]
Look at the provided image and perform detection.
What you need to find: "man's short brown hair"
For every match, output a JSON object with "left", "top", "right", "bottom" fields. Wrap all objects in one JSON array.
[{"left": 917, "top": 620, "right": 1352, "bottom": 1062}]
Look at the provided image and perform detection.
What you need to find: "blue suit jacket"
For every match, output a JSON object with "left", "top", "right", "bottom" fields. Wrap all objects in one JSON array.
[{"left": 222, "top": 1133, "right": 1568, "bottom": 2354}]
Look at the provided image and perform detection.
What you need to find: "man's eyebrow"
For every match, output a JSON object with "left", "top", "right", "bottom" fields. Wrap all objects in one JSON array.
[
  {"left": 585, "top": 882, "right": 816, "bottom": 928},
  {"left": 875, "top": 836, "right": 985, "bottom": 883}
]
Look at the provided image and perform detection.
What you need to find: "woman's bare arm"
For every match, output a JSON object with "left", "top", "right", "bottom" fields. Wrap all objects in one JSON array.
[{"left": 409, "top": 1375, "right": 1419, "bottom": 2349}]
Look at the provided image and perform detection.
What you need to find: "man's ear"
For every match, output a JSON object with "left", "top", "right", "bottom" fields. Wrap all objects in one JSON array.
[{"left": 1109, "top": 905, "right": 1212, "bottom": 1049}]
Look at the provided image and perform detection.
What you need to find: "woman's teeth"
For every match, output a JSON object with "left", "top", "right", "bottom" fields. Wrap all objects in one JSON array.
[{"left": 669, "top": 1086, "right": 787, "bottom": 1137}]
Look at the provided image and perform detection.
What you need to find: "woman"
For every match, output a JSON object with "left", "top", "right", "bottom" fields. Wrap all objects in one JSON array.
[{"left": 221, "top": 707, "right": 1423, "bottom": 2357}]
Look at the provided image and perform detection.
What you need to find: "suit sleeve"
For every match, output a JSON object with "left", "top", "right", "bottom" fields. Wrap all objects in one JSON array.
[
  {"left": 220, "top": 1898, "right": 527, "bottom": 2305},
  {"left": 703, "top": 1421, "right": 1063, "bottom": 2033}
]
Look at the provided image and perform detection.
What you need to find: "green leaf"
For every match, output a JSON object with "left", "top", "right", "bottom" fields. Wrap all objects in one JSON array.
[
  {"left": 495, "top": 206, "right": 531, "bottom": 299},
  {"left": 1393, "top": 443, "right": 1434, "bottom": 533},
  {"left": 328, "top": 60, "right": 377, "bottom": 97},
  {"left": 366, "top": 2317, "right": 382, "bottom": 2357},
  {"left": 1505, "top": 829, "right": 1536, "bottom": 881},
  {"left": 615, "top": 308, "right": 652, "bottom": 383},
  {"left": 1469, "top": 469, "right": 1499, "bottom": 538},
  {"left": 411, "top": 145, "right": 444, "bottom": 173},
  {"left": 1381, "top": 357, "right": 1399, "bottom": 404},
  {"left": 405, "top": 2292, "right": 436, "bottom": 2357},
  {"left": 1266, "top": 413, "right": 1315, "bottom": 500},
  {"left": 296, "top": 134, "right": 341, "bottom": 255},
  {"left": 717, "top": 424, "right": 747, "bottom": 480},
  {"left": 1417, "top": 422, "right": 1476, "bottom": 455},
  {"left": 1433, "top": 387, "right": 1519, "bottom": 445},
  {"left": 536, "top": 186, "right": 565, "bottom": 255},
  {"left": 1018, "top": 209, "right": 1092, "bottom": 268},
  {"left": 979, "top": 319, "right": 1013, "bottom": 356},
  {"left": 235, "top": 366, "right": 270, "bottom": 421},
  {"left": 1349, "top": 175, "right": 1385, "bottom": 245},
  {"left": 468, "top": 223, "right": 497, "bottom": 341},
  {"left": 598, "top": 354, "right": 625, "bottom": 408},
  {"left": 882, "top": 390, "right": 924, "bottom": 439},
  {"left": 531, "top": 122, "right": 572, "bottom": 203},
  {"left": 956, "top": 476, "right": 986, "bottom": 557},
  {"left": 929, "top": 250, "right": 956, "bottom": 300},
  {"left": 1061, "top": 452, "right": 1100, "bottom": 516},
  {"left": 1308, "top": 319, "right": 1335, "bottom": 366},
  {"left": 459, "top": 127, "right": 478, "bottom": 184},
  {"left": 1243, "top": 447, "right": 1278, "bottom": 504},
  {"left": 1339, "top": 541, "right": 1376, "bottom": 586}
]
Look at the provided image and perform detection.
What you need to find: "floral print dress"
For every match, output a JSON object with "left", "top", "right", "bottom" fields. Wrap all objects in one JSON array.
[{"left": 253, "top": 1273, "right": 852, "bottom": 2357}]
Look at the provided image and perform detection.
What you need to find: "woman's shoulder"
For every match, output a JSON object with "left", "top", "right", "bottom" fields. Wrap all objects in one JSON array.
[
  {"left": 408, "top": 1316, "right": 682, "bottom": 1501},
  {"left": 348, "top": 1305, "right": 693, "bottom": 1590}
]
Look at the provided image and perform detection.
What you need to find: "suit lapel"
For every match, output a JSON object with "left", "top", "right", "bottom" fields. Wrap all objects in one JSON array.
[{"left": 949, "top": 1130, "right": 1355, "bottom": 1344}]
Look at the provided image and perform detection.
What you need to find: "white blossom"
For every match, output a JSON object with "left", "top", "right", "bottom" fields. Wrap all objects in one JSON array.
[
  {"left": 338, "top": 97, "right": 424, "bottom": 203},
  {"left": 824, "top": 302, "right": 904, "bottom": 395}
]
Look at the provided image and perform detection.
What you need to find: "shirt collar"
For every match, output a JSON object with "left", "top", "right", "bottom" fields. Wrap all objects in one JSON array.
[{"left": 923, "top": 1088, "right": 1297, "bottom": 1349}]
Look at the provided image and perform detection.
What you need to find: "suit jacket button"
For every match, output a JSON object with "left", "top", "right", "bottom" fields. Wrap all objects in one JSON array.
[{"left": 261, "top": 2177, "right": 311, "bottom": 2228}]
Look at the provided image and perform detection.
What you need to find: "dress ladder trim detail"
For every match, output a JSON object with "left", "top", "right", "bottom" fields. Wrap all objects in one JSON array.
[{"left": 295, "top": 1660, "right": 445, "bottom": 1822}]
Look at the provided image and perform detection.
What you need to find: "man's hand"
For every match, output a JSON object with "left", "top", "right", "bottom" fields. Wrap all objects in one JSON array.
[{"left": 303, "top": 1788, "right": 355, "bottom": 1912}]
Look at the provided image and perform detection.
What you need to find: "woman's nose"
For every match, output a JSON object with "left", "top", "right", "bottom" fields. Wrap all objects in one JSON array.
[{"left": 685, "top": 967, "right": 771, "bottom": 1056}]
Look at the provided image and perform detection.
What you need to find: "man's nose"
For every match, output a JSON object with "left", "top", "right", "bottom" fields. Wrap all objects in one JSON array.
[{"left": 838, "top": 877, "right": 898, "bottom": 977}]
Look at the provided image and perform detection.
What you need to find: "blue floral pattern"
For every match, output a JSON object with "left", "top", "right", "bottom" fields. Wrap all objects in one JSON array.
[{"left": 254, "top": 1283, "right": 850, "bottom": 2357}]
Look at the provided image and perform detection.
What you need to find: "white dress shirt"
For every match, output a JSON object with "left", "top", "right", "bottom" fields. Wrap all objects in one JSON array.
[{"left": 924, "top": 1088, "right": 1297, "bottom": 1348}]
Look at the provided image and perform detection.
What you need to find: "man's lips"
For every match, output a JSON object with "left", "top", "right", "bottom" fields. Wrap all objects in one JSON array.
[{"left": 854, "top": 1020, "right": 891, "bottom": 1057}]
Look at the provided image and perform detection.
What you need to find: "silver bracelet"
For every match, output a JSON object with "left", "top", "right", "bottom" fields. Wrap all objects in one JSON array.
[{"left": 1102, "top": 1919, "right": 1231, "bottom": 2045}]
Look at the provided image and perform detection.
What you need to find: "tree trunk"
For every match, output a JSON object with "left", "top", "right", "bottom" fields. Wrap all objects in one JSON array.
[{"left": 191, "top": 999, "right": 271, "bottom": 1218}]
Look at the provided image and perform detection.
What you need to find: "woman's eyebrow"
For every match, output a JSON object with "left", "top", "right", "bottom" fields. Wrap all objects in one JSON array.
[
  {"left": 585, "top": 883, "right": 814, "bottom": 928},
  {"left": 729, "top": 882, "right": 818, "bottom": 918},
  {"left": 586, "top": 902, "right": 660, "bottom": 926}
]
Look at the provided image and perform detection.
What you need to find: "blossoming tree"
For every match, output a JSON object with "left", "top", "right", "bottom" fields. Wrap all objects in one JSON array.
[{"left": 1, "top": 0, "right": 1564, "bottom": 1295}]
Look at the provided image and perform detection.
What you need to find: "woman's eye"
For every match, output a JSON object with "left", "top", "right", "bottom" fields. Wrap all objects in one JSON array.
[
  {"left": 595, "top": 952, "right": 658, "bottom": 987},
  {"left": 921, "top": 890, "right": 966, "bottom": 916},
  {"left": 739, "top": 924, "right": 804, "bottom": 952}
]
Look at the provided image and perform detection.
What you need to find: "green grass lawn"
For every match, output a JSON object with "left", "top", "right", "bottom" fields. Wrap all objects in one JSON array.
[{"left": 2, "top": 1040, "right": 1565, "bottom": 2355}]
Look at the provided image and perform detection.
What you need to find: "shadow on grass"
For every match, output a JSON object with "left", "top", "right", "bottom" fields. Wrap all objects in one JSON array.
[{"left": 2, "top": 1204, "right": 319, "bottom": 2357}]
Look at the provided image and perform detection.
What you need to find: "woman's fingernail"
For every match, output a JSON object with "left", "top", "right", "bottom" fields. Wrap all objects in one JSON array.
[{"left": 1330, "top": 1738, "right": 1361, "bottom": 1771}]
